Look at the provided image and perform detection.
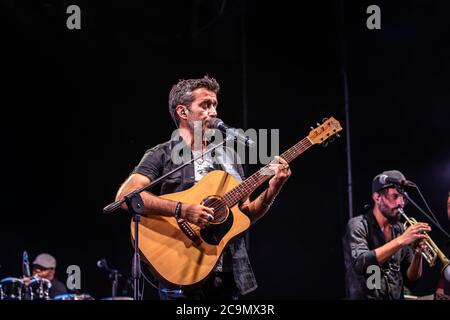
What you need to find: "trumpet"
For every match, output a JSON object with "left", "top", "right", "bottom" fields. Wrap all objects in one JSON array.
[{"left": 398, "top": 208, "right": 450, "bottom": 280}]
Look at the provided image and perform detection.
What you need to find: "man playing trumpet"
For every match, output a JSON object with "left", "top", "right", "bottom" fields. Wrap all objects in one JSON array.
[{"left": 343, "top": 170, "right": 430, "bottom": 300}]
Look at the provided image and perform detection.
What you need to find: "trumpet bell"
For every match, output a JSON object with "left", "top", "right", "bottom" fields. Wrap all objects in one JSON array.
[{"left": 443, "top": 264, "right": 450, "bottom": 282}]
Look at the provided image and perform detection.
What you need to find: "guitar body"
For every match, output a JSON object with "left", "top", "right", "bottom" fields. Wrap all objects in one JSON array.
[{"left": 131, "top": 170, "right": 251, "bottom": 287}]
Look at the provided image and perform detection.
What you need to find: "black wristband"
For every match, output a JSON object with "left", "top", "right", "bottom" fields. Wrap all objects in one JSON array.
[{"left": 174, "top": 202, "right": 182, "bottom": 219}]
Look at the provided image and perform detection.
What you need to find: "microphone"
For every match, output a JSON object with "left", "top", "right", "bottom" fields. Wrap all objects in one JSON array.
[
  {"left": 208, "top": 118, "right": 256, "bottom": 148},
  {"left": 97, "top": 258, "right": 108, "bottom": 269},
  {"left": 23, "top": 251, "right": 31, "bottom": 278},
  {"left": 97, "top": 258, "right": 121, "bottom": 283},
  {"left": 379, "top": 175, "right": 416, "bottom": 187}
]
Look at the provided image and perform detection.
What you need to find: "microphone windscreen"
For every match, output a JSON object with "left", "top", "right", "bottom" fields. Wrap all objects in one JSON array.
[
  {"left": 207, "top": 117, "right": 223, "bottom": 129},
  {"left": 404, "top": 180, "right": 416, "bottom": 187}
]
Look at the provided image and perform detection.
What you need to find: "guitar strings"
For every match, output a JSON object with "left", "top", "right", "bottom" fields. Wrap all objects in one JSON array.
[
  {"left": 213, "top": 139, "right": 311, "bottom": 210},
  {"left": 199, "top": 139, "right": 312, "bottom": 217},
  {"left": 221, "top": 139, "right": 311, "bottom": 206}
]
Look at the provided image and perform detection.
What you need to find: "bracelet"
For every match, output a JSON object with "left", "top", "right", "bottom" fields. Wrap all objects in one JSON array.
[
  {"left": 260, "top": 190, "right": 277, "bottom": 209},
  {"left": 261, "top": 198, "right": 275, "bottom": 209},
  {"left": 174, "top": 202, "right": 182, "bottom": 219}
]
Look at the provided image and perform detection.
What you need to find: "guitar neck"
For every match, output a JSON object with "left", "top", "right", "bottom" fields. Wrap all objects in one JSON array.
[{"left": 223, "top": 137, "right": 313, "bottom": 207}]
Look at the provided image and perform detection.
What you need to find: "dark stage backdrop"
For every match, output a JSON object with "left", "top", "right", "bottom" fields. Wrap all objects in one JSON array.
[{"left": 1, "top": 0, "right": 449, "bottom": 299}]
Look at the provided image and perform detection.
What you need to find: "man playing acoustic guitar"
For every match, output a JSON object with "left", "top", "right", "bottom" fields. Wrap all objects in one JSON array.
[{"left": 115, "top": 75, "right": 291, "bottom": 300}]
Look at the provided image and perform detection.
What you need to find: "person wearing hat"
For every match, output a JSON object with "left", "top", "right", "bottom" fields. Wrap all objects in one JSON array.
[
  {"left": 31, "top": 253, "right": 68, "bottom": 298},
  {"left": 114, "top": 76, "right": 291, "bottom": 300},
  {"left": 343, "top": 170, "right": 431, "bottom": 299},
  {"left": 435, "top": 192, "right": 450, "bottom": 297}
]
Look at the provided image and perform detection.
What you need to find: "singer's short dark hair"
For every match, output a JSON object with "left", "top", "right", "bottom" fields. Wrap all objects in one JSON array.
[{"left": 168, "top": 75, "right": 220, "bottom": 127}]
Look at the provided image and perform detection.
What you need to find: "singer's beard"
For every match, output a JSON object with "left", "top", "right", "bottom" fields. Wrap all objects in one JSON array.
[
  {"left": 379, "top": 201, "right": 401, "bottom": 224},
  {"left": 187, "top": 118, "right": 209, "bottom": 134},
  {"left": 187, "top": 119, "right": 211, "bottom": 149}
]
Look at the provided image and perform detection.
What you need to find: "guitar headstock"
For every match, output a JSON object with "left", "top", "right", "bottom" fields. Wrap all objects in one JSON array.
[{"left": 307, "top": 117, "right": 343, "bottom": 146}]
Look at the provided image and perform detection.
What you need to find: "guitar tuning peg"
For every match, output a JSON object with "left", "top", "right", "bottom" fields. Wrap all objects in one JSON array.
[
  {"left": 316, "top": 123, "right": 320, "bottom": 127},
  {"left": 310, "top": 126, "right": 314, "bottom": 131},
  {"left": 336, "top": 134, "right": 341, "bottom": 138},
  {"left": 322, "top": 142, "right": 329, "bottom": 148},
  {"left": 321, "top": 117, "right": 328, "bottom": 122}
]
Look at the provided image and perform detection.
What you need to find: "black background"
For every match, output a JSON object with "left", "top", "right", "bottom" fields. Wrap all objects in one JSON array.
[{"left": 1, "top": 0, "right": 449, "bottom": 300}]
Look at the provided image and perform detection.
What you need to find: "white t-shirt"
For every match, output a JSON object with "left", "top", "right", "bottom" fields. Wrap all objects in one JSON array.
[{"left": 192, "top": 147, "right": 244, "bottom": 184}]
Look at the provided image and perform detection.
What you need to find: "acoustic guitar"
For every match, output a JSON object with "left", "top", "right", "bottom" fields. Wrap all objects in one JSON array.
[{"left": 131, "top": 117, "right": 343, "bottom": 287}]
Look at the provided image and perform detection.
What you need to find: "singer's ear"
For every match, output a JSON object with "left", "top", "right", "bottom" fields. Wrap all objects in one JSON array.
[{"left": 176, "top": 105, "right": 188, "bottom": 119}]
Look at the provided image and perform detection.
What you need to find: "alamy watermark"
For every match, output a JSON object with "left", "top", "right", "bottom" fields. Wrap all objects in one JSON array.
[
  {"left": 66, "top": 5, "right": 81, "bottom": 30},
  {"left": 366, "top": 5, "right": 381, "bottom": 30},
  {"left": 366, "top": 265, "right": 381, "bottom": 290},
  {"left": 170, "top": 121, "right": 281, "bottom": 175},
  {"left": 66, "top": 265, "right": 81, "bottom": 290}
]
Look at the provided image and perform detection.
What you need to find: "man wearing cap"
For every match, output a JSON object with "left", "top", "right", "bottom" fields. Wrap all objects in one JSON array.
[
  {"left": 343, "top": 170, "right": 430, "bottom": 299},
  {"left": 32, "top": 253, "right": 68, "bottom": 298},
  {"left": 435, "top": 192, "right": 450, "bottom": 297}
]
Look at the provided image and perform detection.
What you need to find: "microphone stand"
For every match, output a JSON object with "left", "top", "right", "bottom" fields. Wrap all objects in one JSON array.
[
  {"left": 395, "top": 185, "right": 450, "bottom": 239},
  {"left": 98, "top": 259, "right": 122, "bottom": 299},
  {"left": 103, "top": 137, "right": 234, "bottom": 300},
  {"left": 110, "top": 269, "right": 121, "bottom": 299},
  {"left": 22, "top": 251, "right": 31, "bottom": 300}
]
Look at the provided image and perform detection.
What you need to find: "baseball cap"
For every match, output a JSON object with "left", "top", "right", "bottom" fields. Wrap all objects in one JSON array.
[
  {"left": 32, "top": 253, "right": 56, "bottom": 269},
  {"left": 372, "top": 170, "right": 407, "bottom": 194}
]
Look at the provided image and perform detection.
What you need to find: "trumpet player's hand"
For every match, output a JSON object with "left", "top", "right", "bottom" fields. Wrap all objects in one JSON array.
[
  {"left": 413, "top": 240, "right": 428, "bottom": 256},
  {"left": 399, "top": 223, "right": 431, "bottom": 247}
]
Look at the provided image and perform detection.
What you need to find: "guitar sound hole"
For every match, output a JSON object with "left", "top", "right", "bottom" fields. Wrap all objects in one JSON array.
[{"left": 201, "top": 196, "right": 229, "bottom": 224}]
